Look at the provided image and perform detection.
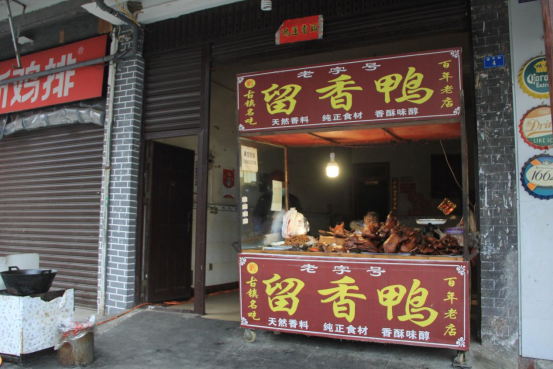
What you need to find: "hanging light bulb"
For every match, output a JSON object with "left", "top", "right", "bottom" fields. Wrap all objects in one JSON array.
[{"left": 326, "top": 152, "right": 339, "bottom": 178}]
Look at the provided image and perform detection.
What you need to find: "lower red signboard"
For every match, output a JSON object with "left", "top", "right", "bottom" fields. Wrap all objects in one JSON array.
[{"left": 239, "top": 253, "right": 470, "bottom": 351}]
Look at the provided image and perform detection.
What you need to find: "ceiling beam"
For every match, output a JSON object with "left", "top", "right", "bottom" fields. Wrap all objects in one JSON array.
[{"left": 381, "top": 128, "right": 406, "bottom": 142}]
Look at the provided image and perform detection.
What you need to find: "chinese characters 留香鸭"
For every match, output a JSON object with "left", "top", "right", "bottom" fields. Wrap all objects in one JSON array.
[
  {"left": 316, "top": 74, "right": 363, "bottom": 111},
  {"left": 261, "top": 84, "right": 302, "bottom": 115},
  {"left": 318, "top": 276, "right": 367, "bottom": 323},
  {"left": 263, "top": 274, "right": 305, "bottom": 316},
  {"left": 377, "top": 279, "right": 438, "bottom": 327}
]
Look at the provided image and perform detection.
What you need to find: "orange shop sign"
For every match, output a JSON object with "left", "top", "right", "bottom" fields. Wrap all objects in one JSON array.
[{"left": 0, "top": 35, "right": 108, "bottom": 114}]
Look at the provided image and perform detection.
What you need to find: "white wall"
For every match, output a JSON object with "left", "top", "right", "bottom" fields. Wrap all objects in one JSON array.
[{"left": 509, "top": 0, "right": 553, "bottom": 361}]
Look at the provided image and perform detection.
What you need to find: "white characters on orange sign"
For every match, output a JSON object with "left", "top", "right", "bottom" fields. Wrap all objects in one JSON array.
[
  {"left": 42, "top": 53, "right": 77, "bottom": 101},
  {"left": 0, "top": 70, "right": 10, "bottom": 108},
  {"left": 11, "top": 61, "right": 41, "bottom": 106}
]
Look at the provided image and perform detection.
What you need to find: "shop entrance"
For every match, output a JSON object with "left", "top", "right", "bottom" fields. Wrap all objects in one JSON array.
[
  {"left": 201, "top": 32, "right": 479, "bottom": 334},
  {"left": 143, "top": 141, "right": 195, "bottom": 303}
]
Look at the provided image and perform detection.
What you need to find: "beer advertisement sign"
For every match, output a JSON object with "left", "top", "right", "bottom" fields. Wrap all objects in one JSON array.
[{"left": 519, "top": 106, "right": 552, "bottom": 149}]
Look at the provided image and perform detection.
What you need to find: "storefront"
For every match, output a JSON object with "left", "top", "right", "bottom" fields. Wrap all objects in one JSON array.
[
  {"left": 234, "top": 48, "right": 475, "bottom": 361},
  {"left": 0, "top": 35, "right": 110, "bottom": 308},
  {"left": 96, "top": 0, "right": 552, "bottom": 364},
  {"left": 138, "top": 0, "right": 473, "bottom": 316}
]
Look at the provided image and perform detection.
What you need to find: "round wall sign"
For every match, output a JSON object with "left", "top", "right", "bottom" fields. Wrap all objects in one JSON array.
[
  {"left": 519, "top": 105, "right": 553, "bottom": 149},
  {"left": 518, "top": 56, "right": 549, "bottom": 99},
  {"left": 520, "top": 155, "right": 553, "bottom": 200}
]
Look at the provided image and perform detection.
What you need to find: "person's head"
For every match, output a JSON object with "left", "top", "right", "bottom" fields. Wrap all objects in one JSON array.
[{"left": 364, "top": 212, "right": 379, "bottom": 225}]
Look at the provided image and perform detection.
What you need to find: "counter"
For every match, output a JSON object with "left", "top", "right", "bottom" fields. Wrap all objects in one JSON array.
[{"left": 238, "top": 251, "right": 469, "bottom": 351}]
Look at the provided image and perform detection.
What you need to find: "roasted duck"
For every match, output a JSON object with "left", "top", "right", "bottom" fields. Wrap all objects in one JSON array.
[
  {"left": 312, "top": 212, "right": 464, "bottom": 256},
  {"left": 330, "top": 222, "right": 347, "bottom": 238},
  {"left": 361, "top": 223, "right": 380, "bottom": 239}
]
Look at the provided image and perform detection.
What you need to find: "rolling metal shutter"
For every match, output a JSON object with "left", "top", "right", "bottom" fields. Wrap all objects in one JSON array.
[
  {"left": 144, "top": 0, "right": 468, "bottom": 68},
  {"left": 211, "top": 0, "right": 468, "bottom": 67},
  {"left": 0, "top": 124, "right": 103, "bottom": 308},
  {"left": 143, "top": 47, "right": 203, "bottom": 135}
]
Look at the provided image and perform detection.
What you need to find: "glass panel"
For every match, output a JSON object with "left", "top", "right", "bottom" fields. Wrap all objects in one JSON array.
[{"left": 239, "top": 138, "right": 286, "bottom": 249}]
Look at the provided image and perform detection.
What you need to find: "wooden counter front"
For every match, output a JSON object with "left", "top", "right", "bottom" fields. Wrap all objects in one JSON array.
[{"left": 239, "top": 252, "right": 470, "bottom": 351}]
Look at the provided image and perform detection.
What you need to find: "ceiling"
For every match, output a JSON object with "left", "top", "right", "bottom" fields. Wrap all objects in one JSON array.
[
  {"left": 248, "top": 122, "right": 461, "bottom": 147},
  {"left": 0, "top": 0, "right": 67, "bottom": 20},
  {"left": 82, "top": 0, "right": 244, "bottom": 25},
  {"left": 0, "top": 0, "right": 245, "bottom": 25}
]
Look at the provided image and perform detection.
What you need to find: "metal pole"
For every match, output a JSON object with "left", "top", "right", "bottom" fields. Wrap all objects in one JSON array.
[
  {"left": 284, "top": 147, "right": 289, "bottom": 211},
  {"left": 194, "top": 44, "right": 212, "bottom": 316},
  {"left": 459, "top": 91, "right": 470, "bottom": 261},
  {"left": 5, "top": 0, "right": 22, "bottom": 69},
  {"left": 541, "top": 0, "right": 553, "bottom": 111}
]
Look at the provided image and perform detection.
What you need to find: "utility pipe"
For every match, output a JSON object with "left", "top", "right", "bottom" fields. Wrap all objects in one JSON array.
[
  {"left": 0, "top": 0, "right": 139, "bottom": 87},
  {"left": 94, "top": 0, "right": 141, "bottom": 316},
  {"left": 5, "top": 0, "right": 22, "bottom": 68},
  {"left": 98, "top": 27, "right": 119, "bottom": 316}
]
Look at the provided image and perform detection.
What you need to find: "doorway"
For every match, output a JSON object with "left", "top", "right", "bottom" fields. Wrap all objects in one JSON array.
[
  {"left": 143, "top": 141, "right": 195, "bottom": 303},
  {"left": 352, "top": 162, "right": 390, "bottom": 222}
]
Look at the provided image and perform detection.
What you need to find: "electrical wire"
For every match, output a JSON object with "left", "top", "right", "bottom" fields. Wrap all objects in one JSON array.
[
  {"left": 114, "top": 0, "right": 140, "bottom": 26},
  {"left": 439, "top": 140, "right": 462, "bottom": 190},
  {"left": 439, "top": 140, "right": 475, "bottom": 211}
]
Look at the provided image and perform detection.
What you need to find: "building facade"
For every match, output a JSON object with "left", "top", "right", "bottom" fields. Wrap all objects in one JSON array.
[{"left": 0, "top": 0, "right": 551, "bottom": 366}]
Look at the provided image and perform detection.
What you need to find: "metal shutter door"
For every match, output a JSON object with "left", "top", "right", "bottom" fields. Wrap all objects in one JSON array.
[
  {"left": 0, "top": 124, "right": 103, "bottom": 308},
  {"left": 211, "top": 0, "right": 468, "bottom": 67},
  {"left": 143, "top": 47, "right": 202, "bottom": 135}
]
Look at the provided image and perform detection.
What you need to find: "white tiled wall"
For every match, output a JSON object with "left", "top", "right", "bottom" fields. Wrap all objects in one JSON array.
[{"left": 191, "top": 207, "right": 239, "bottom": 286}]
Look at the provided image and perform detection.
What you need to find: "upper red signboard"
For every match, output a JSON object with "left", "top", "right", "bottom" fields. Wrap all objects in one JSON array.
[
  {"left": 237, "top": 48, "right": 462, "bottom": 133},
  {"left": 276, "top": 15, "right": 323, "bottom": 45},
  {"left": 0, "top": 35, "right": 108, "bottom": 114},
  {"left": 239, "top": 253, "right": 470, "bottom": 351}
]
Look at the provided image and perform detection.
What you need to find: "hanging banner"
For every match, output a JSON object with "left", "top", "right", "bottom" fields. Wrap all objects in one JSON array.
[
  {"left": 520, "top": 155, "right": 553, "bottom": 200},
  {"left": 519, "top": 106, "right": 552, "bottom": 149},
  {"left": 237, "top": 48, "right": 462, "bottom": 133},
  {"left": 276, "top": 15, "right": 323, "bottom": 45},
  {"left": 0, "top": 35, "right": 108, "bottom": 114},
  {"left": 239, "top": 253, "right": 470, "bottom": 350},
  {"left": 518, "top": 56, "right": 549, "bottom": 99}
]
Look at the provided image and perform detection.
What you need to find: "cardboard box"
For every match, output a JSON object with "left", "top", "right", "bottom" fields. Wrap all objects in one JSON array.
[{"left": 319, "top": 236, "right": 346, "bottom": 245}]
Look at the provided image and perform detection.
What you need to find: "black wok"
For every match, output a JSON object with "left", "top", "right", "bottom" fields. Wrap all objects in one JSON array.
[{"left": 0, "top": 266, "right": 57, "bottom": 296}]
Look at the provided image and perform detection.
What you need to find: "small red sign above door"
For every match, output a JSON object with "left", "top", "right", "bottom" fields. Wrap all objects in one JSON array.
[
  {"left": 276, "top": 15, "right": 323, "bottom": 45},
  {"left": 0, "top": 35, "right": 108, "bottom": 114}
]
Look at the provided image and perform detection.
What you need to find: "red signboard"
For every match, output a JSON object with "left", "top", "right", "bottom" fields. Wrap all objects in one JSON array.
[
  {"left": 0, "top": 35, "right": 108, "bottom": 114},
  {"left": 239, "top": 253, "right": 470, "bottom": 350},
  {"left": 237, "top": 48, "right": 462, "bottom": 133},
  {"left": 276, "top": 15, "right": 323, "bottom": 45}
]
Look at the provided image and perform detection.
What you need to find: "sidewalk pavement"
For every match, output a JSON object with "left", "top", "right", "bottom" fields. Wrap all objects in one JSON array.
[{"left": 3, "top": 308, "right": 517, "bottom": 369}]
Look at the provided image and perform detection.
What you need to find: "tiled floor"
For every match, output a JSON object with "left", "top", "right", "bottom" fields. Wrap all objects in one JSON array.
[{"left": 169, "top": 289, "right": 240, "bottom": 322}]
